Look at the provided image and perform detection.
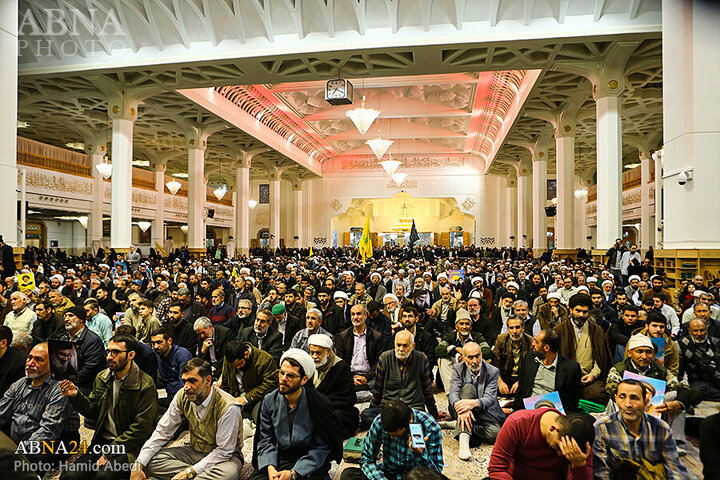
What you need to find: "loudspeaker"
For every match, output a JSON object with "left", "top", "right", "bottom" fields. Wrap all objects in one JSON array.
[
  {"left": 545, "top": 206, "right": 557, "bottom": 217},
  {"left": 207, "top": 209, "right": 215, "bottom": 219}
]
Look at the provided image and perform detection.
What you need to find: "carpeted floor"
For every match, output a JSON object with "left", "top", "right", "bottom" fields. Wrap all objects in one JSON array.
[{"left": 43, "top": 392, "right": 713, "bottom": 480}]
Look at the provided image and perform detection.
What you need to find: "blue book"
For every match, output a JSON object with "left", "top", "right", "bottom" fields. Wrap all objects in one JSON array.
[{"left": 523, "top": 391, "right": 565, "bottom": 415}]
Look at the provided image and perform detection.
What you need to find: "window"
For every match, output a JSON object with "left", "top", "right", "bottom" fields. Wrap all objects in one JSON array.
[{"left": 259, "top": 184, "right": 270, "bottom": 204}]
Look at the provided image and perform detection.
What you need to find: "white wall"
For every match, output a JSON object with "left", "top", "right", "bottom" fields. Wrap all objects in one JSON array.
[{"left": 43, "top": 219, "right": 87, "bottom": 254}]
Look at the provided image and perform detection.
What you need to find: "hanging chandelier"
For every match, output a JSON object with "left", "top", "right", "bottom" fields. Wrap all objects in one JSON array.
[
  {"left": 95, "top": 162, "right": 112, "bottom": 179},
  {"left": 166, "top": 180, "right": 181, "bottom": 195},
  {"left": 137, "top": 221, "right": 152, "bottom": 232},
  {"left": 248, "top": 199, "right": 258, "bottom": 209},
  {"left": 380, "top": 159, "right": 402, "bottom": 177},
  {"left": 366, "top": 136, "right": 393, "bottom": 159},
  {"left": 346, "top": 96, "right": 379, "bottom": 135},
  {"left": 392, "top": 203, "right": 413, "bottom": 232},
  {"left": 574, "top": 188, "right": 588, "bottom": 199},
  {"left": 392, "top": 172, "right": 408, "bottom": 186},
  {"left": 213, "top": 186, "right": 227, "bottom": 201}
]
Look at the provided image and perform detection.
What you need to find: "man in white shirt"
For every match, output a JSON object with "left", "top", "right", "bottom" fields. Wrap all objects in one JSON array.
[
  {"left": 653, "top": 292, "right": 681, "bottom": 337},
  {"left": 620, "top": 244, "right": 641, "bottom": 286},
  {"left": 4, "top": 291, "right": 36, "bottom": 336},
  {"left": 131, "top": 358, "right": 244, "bottom": 480}
]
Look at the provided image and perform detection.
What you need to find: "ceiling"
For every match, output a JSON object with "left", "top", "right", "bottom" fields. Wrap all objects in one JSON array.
[{"left": 15, "top": 0, "right": 665, "bottom": 186}]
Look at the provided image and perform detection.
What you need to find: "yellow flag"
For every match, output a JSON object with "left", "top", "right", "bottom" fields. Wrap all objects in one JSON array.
[
  {"left": 232, "top": 266, "right": 239, "bottom": 280},
  {"left": 155, "top": 241, "right": 167, "bottom": 257},
  {"left": 358, "top": 215, "right": 373, "bottom": 263},
  {"left": 309, "top": 246, "right": 314, "bottom": 257}
]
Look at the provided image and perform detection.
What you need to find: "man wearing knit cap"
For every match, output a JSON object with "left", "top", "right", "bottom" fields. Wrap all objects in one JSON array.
[
  {"left": 59, "top": 305, "right": 106, "bottom": 395},
  {"left": 308, "top": 334, "right": 359, "bottom": 439},
  {"left": 554, "top": 294, "right": 611, "bottom": 405},
  {"left": 605, "top": 334, "right": 700, "bottom": 446},
  {"left": 252, "top": 348, "right": 342, "bottom": 480}
]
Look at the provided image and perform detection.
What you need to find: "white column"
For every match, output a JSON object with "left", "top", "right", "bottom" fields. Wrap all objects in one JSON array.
[
  {"left": 151, "top": 164, "right": 166, "bottom": 249},
  {"left": 517, "top": 170, "right": 531, "bottom": 248},
  {"left": 506, "top": 176, "right": 518, "bottom": 247},
  {"left": 235, "top": 161, "right": 250, "bottom": 255},
  {"left": 574, "top": 174, "right": 588, "bottom": 250},
  {"left": 532, "top": 158, "right": 547, "bottom": 251},
  {"left": 555, "top": 134, "right": 575, "bottom": 249},
  {"left": 110, "top": 117, "right": 134, "bottom": 249},
  {"left": 0, "top": 0, "right": 18, "bottom": 244},
  {"left": 662, "top": 0, "right": 720, "bottom": 248},
  {"left": 496, "top": 176, "right": 508, "bottom": 246},
  {"left": 87, "top": 148, "right": 105, "bottom": 247},
  {"left": 269, "top": 178, "right": 281, "bottom": 249},
  {"left": 595, "top": 94, "right": 623, "bottom": 249},
  {"left": 187, "top": 146, "right": 206, "bottom": 250},
  {"left": 293, "top": 182, "right": 304, "bottom": 247},
  {"left": 639, "top": 151, "right": 653, "bottom": 249}
]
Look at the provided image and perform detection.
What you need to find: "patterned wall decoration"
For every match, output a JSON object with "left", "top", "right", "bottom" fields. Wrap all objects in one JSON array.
[
  {"left": 132, "top": 190, "right": 157, "bottom": 205},
  {"left": 341, "top": 156, "right": 465, "bottom": 170},
  {"left": 313, "top": 237, "right": 327, "bottom": 245},
  {"left": 479, "top": 237, "right": 495, "bottom": 245},
  {"left": 254, "top": 210, "right": 270, "bottom": 226},
  {"left": 24, "top": 171, "right": 93, "bottom": 195},
  {"left": 387, "top": 180, "right": 418, "bottom": 190},
  {"left": 329, "top": 198, "right": 343, "bottom": 211},
  {"left": 165, "top": 196, "right": 188, "bottom": 210}
]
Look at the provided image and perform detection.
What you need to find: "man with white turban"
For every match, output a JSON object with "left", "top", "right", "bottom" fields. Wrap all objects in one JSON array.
[
  {"left": 251, "top": 348, "right": 342, "bottom": 480},
  {"left": 307, "top": 334, "right": 359, "bottom": 439}
]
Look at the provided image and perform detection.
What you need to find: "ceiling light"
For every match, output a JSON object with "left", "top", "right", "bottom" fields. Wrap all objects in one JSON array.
[
  {"left": 366, "top": 136, "right": 394, "bottom": 159},
  {"left": 78, "top": 216, "right": 88, "bottom": 229},
  {"left": 137, "top": 221, "right": 152, "bottom": 232},
  {"left": 180, "top": 225, "right": 189, "bottom": 234},
  {"left": 95, "top": 163, "right": 112, "bottom": 179},
  {"left": 213, "top": 186, "right": 227, "bottom": 201},
  {"left": 132, "top": 160, "right": 150, "bottom": 167},
  {"left": 248, "top": 199, "right": 258, "bottom": 209},
  {"left": 172, "top": 173, "right": 189, "bottom": 178},
  {"left": 65, "top": 142, "right": 85, "bottom": 150},
  {"left": 624, "top": 163, "right": 640, "bottom": 169},
  {"left": 166, "top": 180, "right": 181, "bottom": 195},
  {"left": 380, "top": 160, "right": 402, "bottom": 177},
  {"left": 392, "top": 173, "right": 408, "bottom": 186},
  {"left": 17, "top": 121, "right": 29, "bottom": 128},
  {"left": 346, "top": 96, "right": 379, "bottom": 135},
  {"left": 574, "top": 189, "right": 588, "bottom": 199}
]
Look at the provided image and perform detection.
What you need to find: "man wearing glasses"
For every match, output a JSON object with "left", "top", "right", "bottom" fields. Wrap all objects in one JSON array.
[
  {"left": 251, "top": 348, "right": 343, "bottom": 480},
  {"left": 59, "top": 335, "right": 158, "bottom": 480}
]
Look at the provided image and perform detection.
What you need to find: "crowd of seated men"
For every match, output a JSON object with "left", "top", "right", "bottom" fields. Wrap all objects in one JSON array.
[{"left": 0, "top": 241, "right": 718, "bottom": 479}]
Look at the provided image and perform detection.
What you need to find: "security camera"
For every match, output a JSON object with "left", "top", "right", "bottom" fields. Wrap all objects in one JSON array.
[{"left": 677, "top": 169, "right": 693, "bottom": 186}]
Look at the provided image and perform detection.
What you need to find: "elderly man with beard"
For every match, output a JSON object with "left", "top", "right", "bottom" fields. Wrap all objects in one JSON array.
[
  {"left": 554, "top": 294, "right": 611, "bottom": 405},
  {"left": 59, "top": 306, "right": 106, "bottom": 395},
  {"left": 642, "top": 275, "right": 676, "bottom": 308},
  {"left": 0, "top": 342, "right": 80, "bottom": 464},
  {"left": 334, "top": 304, "right": 384, "bottom": 403},
  {"left": 361, "top": 330, "right": 440, "bottom": 428},
  {"left": 48, "top": 289, "right": 74, "bottom": 318},
  {"left": 233, "top": 299, "right": 255, "bottom": 331},
  {"left": 239, "top": 309, "right": 284, "bottom": 366},
  {"left": 308, "top": 334, "right": 359, "bottom": 439},
  {"left": 382, "top": 293, "right": 401, "bottom": 329},
  {"left": 537, "top": 292, "right": 569, "bottom": 330},
  {"left": 450, "top": 342, "right": 505, "bottom": 460},
  {"left": 430, "top": 286, "right": 458, "bottom": 332},
  {"left": 437, "top": 309, "right": 492, "bottom": 395},
  {"left": 207, "top": 289, "right": 238, "bottom": 333},
  {"left": 60, "top": 335, "right": 157, "bottom": 480},
  {"left": 4, "top": 292, "right": 36, "bottom": 336},
  {"left": 679, "top": 318, "right": 720, "bottom": 401},
  {"left": 220, "top": 340, "right": 278, "bottom": 423},
  {"left": 251, "top": 349, "right": 342, "bottom": 480},
  {"left": 194, "top": 317, "right": 232, "bottom": 380},
  {"left": 367, "top": 272, "right": 387, "bottom": 304},
  {"left": 131, "top": 358, "right": 244, "bottom": 480},
  {"left": 605, "top": 334, "right": 699, "bottom": 447},
  {"left": 491, "top": 316, "right": 533, "bottom": 398},
  {"left": 291, "top": 308, "right": 333, "bottom": 352},
  {"left": 593, "top": 379, "right": 689, "bottom": 480}
]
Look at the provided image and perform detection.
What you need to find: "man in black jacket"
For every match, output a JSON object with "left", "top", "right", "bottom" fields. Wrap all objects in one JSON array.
[
  {"left": 193, "top": 316, "right": 232, "bottom": 379},
  {"left": 366, "top": 301, "right": 392, "bottom": 350},
  {"left": 271, "top": 303, "right": 303, "bottom": 351},
  {"left": 31, "top": 299, "right": 65, "bottom": 344},
  {"left": 513, "top": 328, "right": 582, "bottom": 413},
  {"left": 59, "top": 306, "right": 106, "bottom": 395},
  {"left": 334, "top": 304, "right": 384, "bottom": 402},
  {"left": 399, "top": 306, "right": 438, "bottom": 367},
  {"left": 166, "top": 301, "right": 198, "bottom": 353},
  {"left": 238, "top": 309, "right": 284, "bottom": 366},
  {"left": 608, "top": 304, "right": 645, "bottom": 363},
  {"left": 316, "top": 288, "right": 345, "bottom": 335},
  {"left": 0, "top": 326, "right": 25, "bottom": 396}
]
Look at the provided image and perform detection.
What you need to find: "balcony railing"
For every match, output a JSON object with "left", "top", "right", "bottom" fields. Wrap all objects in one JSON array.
[{"left": 17, "top": 151, "right": 92, "bottom": 177}]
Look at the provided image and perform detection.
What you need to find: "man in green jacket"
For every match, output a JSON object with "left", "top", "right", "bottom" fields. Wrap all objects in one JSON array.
[
  {"left": 220, "top": 340, "right": 278, "bottom": 423},
  {"left": 59, "top": 334, "right": 158, "bottom": 480}
]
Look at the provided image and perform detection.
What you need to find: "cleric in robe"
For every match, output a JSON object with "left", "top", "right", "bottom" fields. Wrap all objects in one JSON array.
[
  {"left": 251, "top": 348, "right": 343, "bottom": 480},
  {"left": 308, "top": 333, "right": 359, "bottom": 439}
]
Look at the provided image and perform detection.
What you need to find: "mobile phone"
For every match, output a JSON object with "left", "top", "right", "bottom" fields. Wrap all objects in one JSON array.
[{"left": 409, "top": 423, "right": 425, "bottom": 450}]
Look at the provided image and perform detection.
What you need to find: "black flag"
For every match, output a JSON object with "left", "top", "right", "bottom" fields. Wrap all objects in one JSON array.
[{"left": 409, "top": 220, "right": 420, "bottom": 247}]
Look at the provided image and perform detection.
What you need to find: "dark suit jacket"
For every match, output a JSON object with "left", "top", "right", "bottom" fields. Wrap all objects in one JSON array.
[
  {"left": 196, "top": 324, "right": 232, "bottom": 378},
  {"left": 60, "top": 328, "right": 107, "bottom": 393},
  {"left": 475, "top": 310, "right": 502, "bottom": 346},
  {"left": 278, "top": 313, "right": 304, "bottom": 351},
  {"left": 491, "top": 332, "right": 534, "bottom": 381},
  {"left": 31, "top": 313, "right": 66, "bottom": 344},
  {"left": 513, "top": 353, "right": 582, "bottom": 412},
  {"left": 238, "top": 327, "right": 284, "bottom": 366},
  {"left": 368, "top": 312, "right": 392, "bottom": 351},
  {"left": 334, "top": 325, "right": 384, "bottom": 381}
]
